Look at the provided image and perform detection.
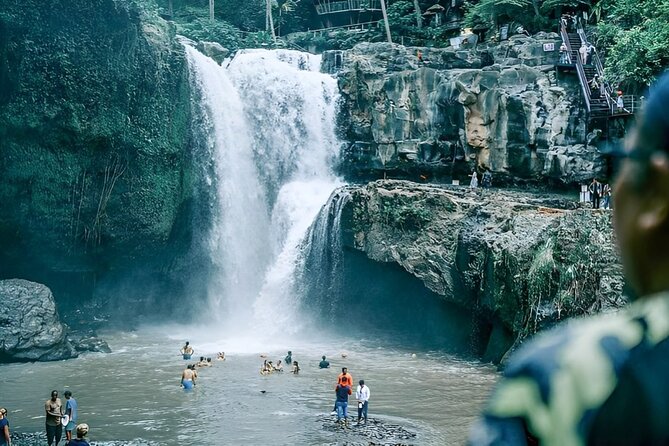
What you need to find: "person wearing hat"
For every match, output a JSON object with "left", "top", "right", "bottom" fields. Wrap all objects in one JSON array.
[
  {"left": 63, "top": 390, "right": 78, "bottom": 443},
  {"left": 468, "top": 71, "right": 669, "bottom": 445},
  {"left": 68, "top": 424, "right": 90, "bottom": 446}
]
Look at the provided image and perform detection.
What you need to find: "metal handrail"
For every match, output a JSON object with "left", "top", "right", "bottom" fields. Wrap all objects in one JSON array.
[
  {"left": 315, "top": 0, "right": 381, "bottom": 14},
  {"left": 560, "top": 20, "right": 591, "bottom": 112},
  {"left": 576, "top": 26, "right": 613, "bottom": 110}
]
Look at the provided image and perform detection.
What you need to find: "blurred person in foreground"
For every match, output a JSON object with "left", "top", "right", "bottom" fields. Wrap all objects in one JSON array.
[{"left": 469, "top": 72, "right": 669, "bottom": 446}]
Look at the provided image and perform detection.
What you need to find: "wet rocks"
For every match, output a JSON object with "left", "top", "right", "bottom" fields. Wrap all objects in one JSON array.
[
  {"left": 10, "top": 432, "right": 157, "bottom": 446},
  {"left": 0, "top": 279, "right": 77, "bottom": 362},
  {"left": 319, "top": 414, "right": 417, "bottom": 445}
]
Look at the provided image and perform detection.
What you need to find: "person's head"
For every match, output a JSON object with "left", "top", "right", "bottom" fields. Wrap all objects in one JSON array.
[
  {"left": 322, "top": 355, "right": 326, "bottom": 360},
  {"left": 200, "top": 356, "right": 204, "bottom": 361},
  {"left": 64, "top": 390, "right": 72, "bottom": 399},
  {"left": 613, "top": 72, "right": 669, "bottom": 298},
  {"left": 342, "top": 367, "right": 348, "bottom": 374},
  {"left": 51, "top": 390, "right": 58, "bottom": 401},
  {"left": 287, "top": 351, "right": 292, "bottom": 355},
  {"left": 207, "top": 358, "right": 211, "bottom": 362},
  {"left": 359, "top": 379, "right": 365, "bottom": 386},
  {"left": 0, "top": 408, "right": 6, "bottom": 419},
  {"left": 76, "top": 423, "right": 89, "bottom": 438},
  {"left": 185, "top": 341, "right": 189, "bottom": 346}
]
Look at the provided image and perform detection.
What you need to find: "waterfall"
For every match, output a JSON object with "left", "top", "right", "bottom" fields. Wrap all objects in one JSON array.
[
  {"left": 297, "top": 188, "right": 351, "bottom": 321},
  {"left": 185, "top": 46, "right": 342, "bottom": 339}
]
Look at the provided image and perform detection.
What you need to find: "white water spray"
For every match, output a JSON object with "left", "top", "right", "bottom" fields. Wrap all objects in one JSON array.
[{"left": 186, "top": 47, "right": 342, "bottom": 342}]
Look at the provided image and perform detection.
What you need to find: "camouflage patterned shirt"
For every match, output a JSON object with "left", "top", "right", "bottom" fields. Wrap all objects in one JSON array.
[{"left": 469, "top": 291, "right": 669, "bottom": 446}]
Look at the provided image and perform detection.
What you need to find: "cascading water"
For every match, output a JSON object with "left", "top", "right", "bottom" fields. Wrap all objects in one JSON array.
[
  {"left": 297, "top": 188, "right": 351, "bottom": 321},
  {"left": 185, "top": 46, "right": 342, "bottom": 342}
]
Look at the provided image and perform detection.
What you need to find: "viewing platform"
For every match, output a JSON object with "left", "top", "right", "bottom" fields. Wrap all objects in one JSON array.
[{"left": 314, "top": 0, "right": 381, "bottom": 15}]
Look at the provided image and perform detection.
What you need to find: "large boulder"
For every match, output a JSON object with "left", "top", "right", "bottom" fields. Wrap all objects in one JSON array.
[
  {"left": 341, "top": 180, "right": 625, "bottom": 362},
  {"left": 0, "top": 279, "right": 77, "bottom": 362}
]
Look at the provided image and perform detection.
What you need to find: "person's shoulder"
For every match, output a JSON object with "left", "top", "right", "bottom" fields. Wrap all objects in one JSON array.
[{"left": 503, "top": 309, "right": 639, "bottom": 381}]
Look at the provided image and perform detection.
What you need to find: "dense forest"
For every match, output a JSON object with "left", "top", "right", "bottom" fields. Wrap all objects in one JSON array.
[{"left": 152, "top": 0, "right": 668, "bottom": 91}]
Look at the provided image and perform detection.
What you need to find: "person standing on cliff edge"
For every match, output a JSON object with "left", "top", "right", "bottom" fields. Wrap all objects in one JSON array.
[{"left": 469, "top": 71, "right": 669, "bottom": 445}]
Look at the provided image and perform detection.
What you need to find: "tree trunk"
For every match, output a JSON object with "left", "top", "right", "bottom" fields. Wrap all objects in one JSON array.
[
  {"left": 209, "top": 0, "right": 214, "bottom": 21},
  {"left": 380, "top": 0, "right": 393, "bottom": 43},
  {"left": 413, "top": 0, "right": 422, "bottom": 29},
  {"left": 168, "top": 0, "right": 173, "bottom": 17},
  {"left": 266, "top": 0, "right": 277, "bottom": 42}
]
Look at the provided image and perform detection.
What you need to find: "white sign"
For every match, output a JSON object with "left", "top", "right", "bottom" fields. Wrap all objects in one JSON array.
[{"left": 543, "top": 43, "right": 555, "bottom": 52}]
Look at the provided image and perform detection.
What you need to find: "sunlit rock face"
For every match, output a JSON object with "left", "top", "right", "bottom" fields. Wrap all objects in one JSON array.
[
  {"left": 0, "top": 279, "right": 76, "bottom": 362},
  {"left": 342, "top": 180, "right": 625, "bottom": 362},
  {"left": 332, "top": 38, "right": 605, "bottom": 185},
  {"left": 0, "top": 0, "right": 207, "bottom": 313}
]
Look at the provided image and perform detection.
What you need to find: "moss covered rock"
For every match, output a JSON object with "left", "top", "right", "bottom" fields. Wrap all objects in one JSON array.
[
  {"left": 0, "top": 0, "right": 199, "bottom": 309},
  {"left": 344, "top": 180, "right": 625, "bottom": 362}
]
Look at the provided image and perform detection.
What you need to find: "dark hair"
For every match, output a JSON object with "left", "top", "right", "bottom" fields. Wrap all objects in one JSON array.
[
  {"left": 322, "top": 355, "right": 326, "bottom": 360},
  {"left": 359, "top": 380, "right": 364, "bottom": 385},
  {"left": 64, "top": 390, "right": 72, "bottom": 398},
  {"left": 342, "top": 367, "right": 347, "bottom": 373},
  {"left": 51, "top": 390, "right": 58, "bottom": 397}
]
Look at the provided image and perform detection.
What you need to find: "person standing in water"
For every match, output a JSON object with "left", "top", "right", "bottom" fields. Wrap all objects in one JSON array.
[
  {"left": 284, "top": 350, "right": 292, "bottom": 365},
  {"left": 45, "top": 390, "right": 63, "bottom": 446},
  {"left": 63, "top": 390, "right": 78, "bottom": 443},
  {"left": 180, "top": 342, "right": 194, "bottom": 359},
  {"left": 181, "top": 364, "right": 196, "bottom": 389},
  {"left": 319, "top": 355, "right": 330, "bottom": 369}
]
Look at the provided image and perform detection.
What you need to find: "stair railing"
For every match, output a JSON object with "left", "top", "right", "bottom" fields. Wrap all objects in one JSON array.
[{"left": 560, "top": 19, "right": 591, "bottom": 112}]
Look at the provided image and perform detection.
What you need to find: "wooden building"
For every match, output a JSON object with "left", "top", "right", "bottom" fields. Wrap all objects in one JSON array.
[{"left": 312, "top": 0, "right": 383, "bottom": 30}]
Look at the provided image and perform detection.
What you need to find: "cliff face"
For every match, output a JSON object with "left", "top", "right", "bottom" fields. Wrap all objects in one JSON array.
[
  {"left": 331, "top": 37, "right": 606, "bottom": 185},
  {"left": 343, "top": 180, "right": 625, "bottom": 362},
  {"left": 0, "top": 0, "right": 205, "bottom": 315}
]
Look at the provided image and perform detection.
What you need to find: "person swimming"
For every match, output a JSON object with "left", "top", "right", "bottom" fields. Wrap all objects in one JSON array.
[{"left": 217, "top": 352, "right": 226, "bottom": 361}]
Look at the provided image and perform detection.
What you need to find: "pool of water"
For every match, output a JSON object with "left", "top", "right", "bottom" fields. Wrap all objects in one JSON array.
[{"left": 0, "top": 326, "right": 497, "bottom": 445}]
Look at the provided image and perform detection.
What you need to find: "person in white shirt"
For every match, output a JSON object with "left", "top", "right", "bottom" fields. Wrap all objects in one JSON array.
[{"left": 356, "top": 380, "right": 370, "bottom": 423}]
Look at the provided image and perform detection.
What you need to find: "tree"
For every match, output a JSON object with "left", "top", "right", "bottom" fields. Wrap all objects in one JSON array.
[
  {"left": 209, "top": 0, "right": 214, "bottom": 21},
  {"left": 266, "top": 0, "right": 277, "bottom": 42},
  {"left": 380, "top": 0, "right": 393, "bottom": 43},
  {"left": 412, "top": 0, "right": 422, "bottom": 29}
]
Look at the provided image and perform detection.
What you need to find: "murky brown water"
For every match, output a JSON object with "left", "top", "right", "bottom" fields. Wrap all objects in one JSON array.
[{"left": 0, "top": 326, "right": 497, "bottom": 445}]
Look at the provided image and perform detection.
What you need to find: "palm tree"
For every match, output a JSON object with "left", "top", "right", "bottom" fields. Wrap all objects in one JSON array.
[
  {"left": 413, "top": 0, "right": 422, "bottom": 29},
  {"left": 266, "top": 0, "right": 277, "bottom": 42},
  {"left": 380, "top": 0, "right": 393, "bottom": 43}
]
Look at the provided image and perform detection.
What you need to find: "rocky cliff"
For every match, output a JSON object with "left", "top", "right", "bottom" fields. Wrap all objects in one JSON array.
[
  {"left": 342, "top": 180, "right": 625, "bottom": 362},
  {"left": 0, "top": 0, "right": 207, "bottom": 316},
  {"left": 330, "top": 36, "right": 607, "bottom": 185}
]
